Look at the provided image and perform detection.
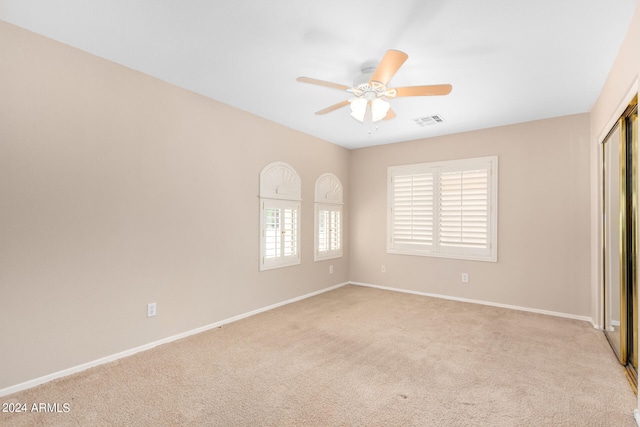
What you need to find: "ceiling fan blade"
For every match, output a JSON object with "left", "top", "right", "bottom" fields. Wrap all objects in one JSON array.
[
  {"left": 369, "top": 50, "right": 408, "bottom": 86},
  {"left": 384, "top": 109, "right": 396, "bottom": 120},
  {"left": 315, "top": 100, "right": 350, "bottom": 115},
  {"left": 394, "top": 84, "right": 453, "bottom": 97},
  {"left": 297, "top": 77, "right": 350, "bottom": 91}
]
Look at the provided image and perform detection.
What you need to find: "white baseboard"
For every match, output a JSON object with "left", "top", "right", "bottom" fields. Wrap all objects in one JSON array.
[
  {"left": 350, "top": 282, "right": 595, "bottom": 325},
  {"left": 634, "top": 409, "right": 640, "bottom": 427},
  {"left": 0, "top": 282, "right": 349, "bottom": 398}
]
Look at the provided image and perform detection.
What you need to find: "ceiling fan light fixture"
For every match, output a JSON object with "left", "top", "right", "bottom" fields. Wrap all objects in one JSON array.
[
  {"left": 349, "top": 97, "right": 368, "bottom": 122},
  {"left": 350, "top": 97, "right": 390, "bottom": 123},
  {"left": 371, "top": 98, "right": 390, "bottom": 122}
]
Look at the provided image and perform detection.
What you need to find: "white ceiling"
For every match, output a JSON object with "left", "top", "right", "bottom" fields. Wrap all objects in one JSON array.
[{"left": 1, "top": 0, "right": 638, "bottom": 149}]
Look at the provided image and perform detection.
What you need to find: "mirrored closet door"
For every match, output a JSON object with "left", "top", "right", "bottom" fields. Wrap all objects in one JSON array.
[{"left": 603, "top": 96, "right": 638, "bottom": 390}]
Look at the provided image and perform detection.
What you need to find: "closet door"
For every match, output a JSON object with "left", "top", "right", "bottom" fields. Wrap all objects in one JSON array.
[
  {"left": 630, "top": 106, "right": 638, "bottom": 376},
  {"left": 603, "top": 122, "right": 624, "bottom": 362},
  {"left": 603, "top": 97, "right": 637, "bottom": 389}
]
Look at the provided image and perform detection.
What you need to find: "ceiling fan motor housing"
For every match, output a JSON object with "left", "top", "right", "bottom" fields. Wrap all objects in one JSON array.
[{"left": 353, "top": 65, "right": 376, "bottom": 87}]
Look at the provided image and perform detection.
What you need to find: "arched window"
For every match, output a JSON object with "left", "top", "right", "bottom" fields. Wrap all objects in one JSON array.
[
  {"left": 315, "top": 173, "right": 343, "bottom": 261},
  {"left": 259, "top": 162, "right": 302, "bottom": 271}
]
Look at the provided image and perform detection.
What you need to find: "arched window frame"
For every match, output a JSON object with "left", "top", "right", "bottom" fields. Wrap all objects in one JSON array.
[
  {"left": 314, "top": 173, "right": 344, "bottom": 261},
  {"left": 259, "top": 162, "right": 302, "bottom": 271}
]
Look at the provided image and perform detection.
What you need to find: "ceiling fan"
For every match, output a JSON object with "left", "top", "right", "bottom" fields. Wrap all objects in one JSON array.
[{"left": 297, "top": 49, "right": 452, "bottom": 123}]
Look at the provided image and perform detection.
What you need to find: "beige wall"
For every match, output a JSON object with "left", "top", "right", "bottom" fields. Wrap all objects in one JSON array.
[
  {"left": 0, "top": 21, "right": 350, "bottom": 390},
  {"left": 349, "top": 114, "right": 592, "bottom": 317}
]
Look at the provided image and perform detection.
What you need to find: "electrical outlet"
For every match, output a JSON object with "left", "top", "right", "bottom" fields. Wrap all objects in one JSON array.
[
  {"left": 329, "top": 265, "right": 334, "bottom": 274},
  {"left": 381, "top": 265, "right": 386, "bottom": 273},
  {"left": 147, "top": 302, "right": 157, "bottom": 317},
  {"left": 461, "top": 273, "right": 469, "bottom": 283}
]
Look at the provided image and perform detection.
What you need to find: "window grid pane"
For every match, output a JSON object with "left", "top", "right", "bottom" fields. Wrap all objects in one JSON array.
[
  {"left": 330, "top": 210, "right": 341, "bottom": 251},
  {"left": 392, "top": 173, "right": 434, "bottom": 246},
  {"left": 440, "top": 169, "right": 488, "bottom": 248},
  {"left": 264, "top": 208, "right": 281, "bottom": 259},
  {"left": 283, "top": 208, "right": 298, "bottom": 257},
  {"left": 318, "top": 208, "right": 341, "bottom": 255},
  {"left": 318, "top": 210, "right": 329, "bottom": 253}
]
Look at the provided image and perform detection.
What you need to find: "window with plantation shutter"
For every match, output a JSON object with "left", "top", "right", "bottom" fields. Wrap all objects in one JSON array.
[
  {"left": 262, "top": 200, "right": 300, "bottom": 269},
  {"left": 260, "top": 162, "right": 302, "bottom": 271},
  {"left": 315, "top": 173, "right": 343, "bottom": 261},
  {"left": 316, "top": 205, "right": 342, "bottom": 258},
  {"left": 388, "top": 156, "right": 497, "bottom": 262}
]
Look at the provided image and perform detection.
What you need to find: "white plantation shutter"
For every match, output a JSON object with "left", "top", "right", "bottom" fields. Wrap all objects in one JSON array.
[
  {"left": 262, "top": 200, "right": 300, "bottom": 269},
  {"left": 330, "top": 210, "right": 341, "bottom": 251},
  {"left": 318, "top": 210, "right": 329, "bottom": 253},
  {"left": 391, "top": 172, "right": 434, "bottom": 252},
  {"left": 315, "top": 173, "right": 344, "bottom": 261},
  {"left": 317, "top": 208, "right": 341, "bottom": 252},
  {"left": 388, "top": 157, "right": 497, "bottom": 262},
  {"left": 439, "top": 166, "right": 491, "bottom": 257},
  {"left": 264, "top": 207, "right": 281, "bottom": 259},
  {"left": 281, "top": 205, "right": 299, "bottom": 257},
  {"left": 317, "top": 205, "right": 342, "bottom": 259}
]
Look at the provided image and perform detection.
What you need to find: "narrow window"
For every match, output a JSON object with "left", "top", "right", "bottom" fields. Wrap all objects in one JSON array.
[
  {"left": 315, "top": 173, "right": 343, "bottom": 261},
  {"left": 260, "top": 162, "right": 302, "bottom": 271}
]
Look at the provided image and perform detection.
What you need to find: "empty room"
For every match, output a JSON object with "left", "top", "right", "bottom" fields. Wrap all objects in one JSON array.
[{"left": 2, "top": 0, "right": 640, "bottom": 425}]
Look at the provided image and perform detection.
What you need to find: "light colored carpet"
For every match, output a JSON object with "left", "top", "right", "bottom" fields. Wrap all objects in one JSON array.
[{"left": 1, "top": 284, "right": 637, "bottom": 426}]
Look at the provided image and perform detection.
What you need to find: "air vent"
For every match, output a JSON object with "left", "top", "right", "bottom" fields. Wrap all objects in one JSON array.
[{"left": 413, "top": 115, "right": 445, "bottom": 127}]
